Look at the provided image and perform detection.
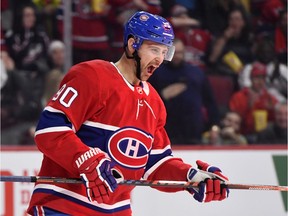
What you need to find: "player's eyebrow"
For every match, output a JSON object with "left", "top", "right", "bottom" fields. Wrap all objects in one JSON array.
[
  {"left": 147, "top": 44, "right": 168, "bottom": 52},
  {"left": 144, "top": 41, "right": 168, "bottom": 49}
]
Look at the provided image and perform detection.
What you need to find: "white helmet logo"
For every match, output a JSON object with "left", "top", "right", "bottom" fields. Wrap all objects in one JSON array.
[
  {"left": 163, "top": 22, "right": 171, "bottom": 31},
  {"left": 140, "top": 14, "right": 149, "bottom": 21}
]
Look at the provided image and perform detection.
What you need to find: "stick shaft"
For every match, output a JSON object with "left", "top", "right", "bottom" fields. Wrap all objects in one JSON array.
[{"left": 1, "top": 176, "right": 287, "bottom": 191}]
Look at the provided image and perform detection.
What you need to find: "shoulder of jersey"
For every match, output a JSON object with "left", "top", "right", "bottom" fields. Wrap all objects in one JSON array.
[{"left": 67, "top": 60, "right": 119, "bottom": 80}]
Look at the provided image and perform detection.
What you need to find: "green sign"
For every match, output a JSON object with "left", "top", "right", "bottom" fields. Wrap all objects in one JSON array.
[{"left": 273, "top": 155, "right": 288, "bottom": 211}]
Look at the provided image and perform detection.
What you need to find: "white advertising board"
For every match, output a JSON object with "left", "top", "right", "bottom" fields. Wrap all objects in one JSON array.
[
  {"left": 132, "top": 148, "right": 287, "bottom": 216},
  {"left": 0, "top": 146, "right": 287, "bottom": 216}
]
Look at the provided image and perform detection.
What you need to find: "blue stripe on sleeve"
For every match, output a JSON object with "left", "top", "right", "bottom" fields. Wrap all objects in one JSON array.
[
  {"left": 76, "top": 124, "right": 113, "bottom": 150},
  {"left": 36, "top": 110, "right": 73, "bottom": 131},
  {"left": 145, "top": 148, "right": 173, "bottom": 172}
]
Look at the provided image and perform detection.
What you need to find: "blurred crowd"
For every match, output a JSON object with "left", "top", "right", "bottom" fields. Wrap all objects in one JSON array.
[{"left": 0, "top": 0, "right": 287, "bottom": 146}]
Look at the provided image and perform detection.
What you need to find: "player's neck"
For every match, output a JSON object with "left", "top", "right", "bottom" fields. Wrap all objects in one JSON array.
[{"left": 115, "top": 54, "right": 140, "bottom": 85}]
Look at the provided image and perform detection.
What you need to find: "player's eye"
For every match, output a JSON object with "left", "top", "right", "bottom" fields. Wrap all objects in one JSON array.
[{"left": 150, "top": 48, "right": 160, "bottom": 54}]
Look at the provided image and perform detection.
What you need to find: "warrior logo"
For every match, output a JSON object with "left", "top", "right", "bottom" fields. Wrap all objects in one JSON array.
[{"left": 107, "top": 127, "right": 153, "bottom": 169}]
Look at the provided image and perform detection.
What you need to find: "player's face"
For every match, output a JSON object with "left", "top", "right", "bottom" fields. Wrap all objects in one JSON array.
[{"left": 137, "top": 41, "right": 168, "bottom": 81}]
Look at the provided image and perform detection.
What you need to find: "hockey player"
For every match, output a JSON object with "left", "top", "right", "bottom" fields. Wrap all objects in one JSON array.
[{"left": 27, "top": 11, "right": 229, "bottom": 215}]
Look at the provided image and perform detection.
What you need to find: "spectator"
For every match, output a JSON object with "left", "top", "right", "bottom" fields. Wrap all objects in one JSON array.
[
  {"left": 47, "top": 40, "right": 65, "bottom": 72},
  {"left": 2, "top": 3, "right": 53, "bottom": 144},
  {"left": 207, "top": 7, "right": 253, "bottom": 76},
  {"left": 261, "top": 0, "right": 286, "bottom": 24},
  {"left": 239, "top": 37, "right": 287, "bottom": 103},
  {"left": 160, "top": 0, "right": 176, "bottom": 17},
  {"left": 57, "top": 0, "right": 110, "bottom": 64},
  {"left": 107, "top": 0, "right": 162, "bottom": 61},
  {"left": 32, "top": 0, "right": 62, "bottom": 39},
  {"left": 0, "top": 28, "right": 7, "bottom": 57},
  {"left": 167, "top": 4, "right": 200, "bottom": 28},
  {"left": 256, "top": 102, "right": 287, "bottom": 144},
  {"left": 5, "top": 3, "right": 49, "bottom": 122},
  {"left": 170, "top": 4, "right": 211, "bottom": 70},
  {"left": 172, "top": 0, "right": 202, "bottom": 19},
  {"left": 5, "top": 3, "right": 50, "bottom": 73},
  {"left": 1, "top": 0, "right": 12, "bottom": 32},
  {"left": 1, "top": 51, "right": 31, "bottom": 124},
  {"left": 252, "top": 0, "right": 286, "bottom": 34},
  {"left": 149, "top": 38, "right": 220, "bottom": 144},
  {"left": 229, "top": 62, "right": 278, "bottom": 142},
  {"left": 201, "top": 0, "right": 245, "bottom": 36},
  {"left": 42, "top": 40, "right": 65, "bottom": 105},
  {"left": 0, "top": 53, "right": 8, "bottom": 90},
  {"left": 274, "top": 9, "right": 287, "bottom": 65},
  {"left": 0, "top": 50, "right": 37, "bottom": 144},
  {"left": 202, "top": 111, "right": 247, "bottom": 145}
]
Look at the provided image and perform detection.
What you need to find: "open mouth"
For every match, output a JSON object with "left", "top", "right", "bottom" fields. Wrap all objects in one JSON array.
[{"left": 147, "top": 65, "right": 156, "bottom": 74}]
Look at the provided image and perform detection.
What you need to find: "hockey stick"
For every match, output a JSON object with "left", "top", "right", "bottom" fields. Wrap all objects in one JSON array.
[{"left": 1, "top": 175, "right": 287, "bottom": 191}]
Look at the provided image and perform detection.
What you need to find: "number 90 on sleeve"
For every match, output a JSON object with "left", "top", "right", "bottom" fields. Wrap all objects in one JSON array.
[{"left": 52, "top": 84, "right": 78, "bottom": 108}]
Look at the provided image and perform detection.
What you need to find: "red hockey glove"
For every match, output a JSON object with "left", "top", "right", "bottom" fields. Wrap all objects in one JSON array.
[
  {"left": 75, "top": 148, "right": 117, "bottom": 203},
  {"left": 187, "top": 160, "right": 229, "bottom": 203}
]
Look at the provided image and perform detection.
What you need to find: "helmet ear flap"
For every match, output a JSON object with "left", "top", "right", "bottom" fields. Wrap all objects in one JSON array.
[{"left": 126, "top": 36, "right": 138, "bottom": 50}]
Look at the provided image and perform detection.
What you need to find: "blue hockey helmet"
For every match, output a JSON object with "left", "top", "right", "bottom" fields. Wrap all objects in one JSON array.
[{"left": 124, "top": 11, "right": 175, "bottom": 61}]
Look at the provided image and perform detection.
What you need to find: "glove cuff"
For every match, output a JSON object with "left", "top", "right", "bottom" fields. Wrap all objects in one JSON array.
[
  {"left": 74, "top": 148, "right": 106, "bottom": 170},
  {"left": 187, "top": 168, "right": 197, "bottom": 182},
  {"left": 187, "top": 168, "right": 212, "bottom": 183}
]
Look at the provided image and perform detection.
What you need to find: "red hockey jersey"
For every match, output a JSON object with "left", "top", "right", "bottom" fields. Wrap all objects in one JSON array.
[{"left": 27, "top": 60, "right": 191, "bottom": 215}]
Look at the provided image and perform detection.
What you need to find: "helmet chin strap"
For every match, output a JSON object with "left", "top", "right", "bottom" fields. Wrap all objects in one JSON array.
[
  {"left": 125, "top": 47, "right": 142, "bottom": 81},
  {"left": 132, "top": 51, "right": 142, "bottom": 81}
]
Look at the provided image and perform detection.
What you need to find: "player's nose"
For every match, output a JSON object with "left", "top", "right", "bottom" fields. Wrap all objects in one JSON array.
[{"left": 154, "top": 56, "right": 163, "bottom": 66}]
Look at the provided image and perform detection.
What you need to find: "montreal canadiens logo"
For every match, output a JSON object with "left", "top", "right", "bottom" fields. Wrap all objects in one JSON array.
[{"left": 107, "top": 127, "right": 153, "bottom": 169}]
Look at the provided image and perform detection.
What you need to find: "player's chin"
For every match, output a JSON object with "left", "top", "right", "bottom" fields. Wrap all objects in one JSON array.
[
  {"left": 140, "top": 75, "right": 151, "bottom": 81},
  {"left": 141, "top": 70, "right": 154, "bottom": 81}
]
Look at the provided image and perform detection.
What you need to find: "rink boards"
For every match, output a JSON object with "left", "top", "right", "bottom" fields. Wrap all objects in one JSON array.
[{"left": 0, "top": 145, "right": 287, "bottom": 216}]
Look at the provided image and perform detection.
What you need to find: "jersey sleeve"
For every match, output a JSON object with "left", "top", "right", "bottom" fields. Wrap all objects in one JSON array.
[
  {"left": 34, "top": 62, "right": 105, "bottom": 176},
  {"left": 143, "top": 94, "right": 192, "bottom": 192}
]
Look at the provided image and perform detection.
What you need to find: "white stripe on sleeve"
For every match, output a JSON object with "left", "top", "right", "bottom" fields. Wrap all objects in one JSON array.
[
  {"left": 143, "top": 155, "right": 173, "bottom": 180},
  {"left": 35, "top": 127, "right": 73, "bottom": 136}
]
